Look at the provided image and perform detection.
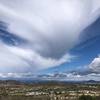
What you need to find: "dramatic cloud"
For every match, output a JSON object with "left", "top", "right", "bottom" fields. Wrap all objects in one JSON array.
[{"left": 0, "top": 0, "right": 100, "bottom": 73}]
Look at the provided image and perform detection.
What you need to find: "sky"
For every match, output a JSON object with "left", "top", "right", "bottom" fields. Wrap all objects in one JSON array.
[{"left": 0, "top": 0, "right": 100, "bottom": 81}]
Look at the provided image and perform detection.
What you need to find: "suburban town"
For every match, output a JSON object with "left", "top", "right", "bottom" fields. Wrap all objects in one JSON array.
[{"left": 0, "top": 80, "right": 100, "bottom": 100}]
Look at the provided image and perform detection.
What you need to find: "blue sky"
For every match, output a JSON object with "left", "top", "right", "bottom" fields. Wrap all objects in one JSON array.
[
  {"left": 0, "top": 0, "right": 100, "bottom": 80},
  {"left": 40, "top": 18, "right": 100, "bottom": 74}
]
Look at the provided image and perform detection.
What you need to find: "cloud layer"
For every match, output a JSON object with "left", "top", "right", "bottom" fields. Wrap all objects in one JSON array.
[{"left": 0, "top": 0, "right": 100, "bottom": 73}]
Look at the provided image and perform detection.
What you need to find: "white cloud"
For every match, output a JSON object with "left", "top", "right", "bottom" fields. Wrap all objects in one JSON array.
[
  {"left": 7, "top": 46, "right": 74, "bottom": 70},
  {"left": 34, "top": 72, "right": 100, "bottom": 81},
  {"left": 0, "top": 72, "right": 100, "bottom": 81},
  {"left": 65, "top": 73, "right": 100, "bottom": 81},
  {"left": 0, "top": 42, "right": 31, "bottom": 73},
  {"left": 0, "top": 0, "right": 100, "bottom": 73},
  {"left": 0, "top": 72, "right": 36, "bottom": 78},
  {"left": 89, "top": 55, "right": 100, "bottom": 72},
  {"left": 0, "top": 41, "right": 74, "bottom": 72}
]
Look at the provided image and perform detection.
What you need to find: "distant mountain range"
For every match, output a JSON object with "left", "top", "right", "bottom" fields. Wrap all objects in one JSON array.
[{"left": 0, "top": 79, "right": 99, "bottom": 86}]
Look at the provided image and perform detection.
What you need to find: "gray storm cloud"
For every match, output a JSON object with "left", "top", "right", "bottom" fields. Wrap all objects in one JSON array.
[{"left": 0, "top": 0, "right": 100, "bottom": 72}]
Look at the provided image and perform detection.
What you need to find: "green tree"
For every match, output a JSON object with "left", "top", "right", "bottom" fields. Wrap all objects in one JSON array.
[{"left": 79, "top": 95, "right": 95, "bottom": 100}]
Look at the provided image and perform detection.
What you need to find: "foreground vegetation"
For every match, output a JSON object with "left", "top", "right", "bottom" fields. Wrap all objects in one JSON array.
[{"left": 0, "top": 95, "right": 99, "bottom": 100}]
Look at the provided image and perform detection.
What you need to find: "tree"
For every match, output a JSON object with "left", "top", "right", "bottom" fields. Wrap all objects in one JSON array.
[{"left": 79, "top": 95, "right": 95, "bottom": 100}]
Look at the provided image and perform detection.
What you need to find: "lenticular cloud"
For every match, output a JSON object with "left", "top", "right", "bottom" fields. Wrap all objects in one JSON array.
[{"left": 0, "top": 0, "right": 100, "bottom": 72}]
